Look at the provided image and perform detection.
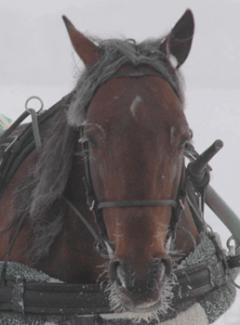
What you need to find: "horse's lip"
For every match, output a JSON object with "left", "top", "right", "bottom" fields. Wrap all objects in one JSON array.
[
  {"left": 119, "top": 294, "right": 161, "bottom": 313},
  {"left": 122, "top": 300, "right": 161, "bottom": 314},
  {"left": 133, "top": 300, "right": 161, "bottom": 312}
]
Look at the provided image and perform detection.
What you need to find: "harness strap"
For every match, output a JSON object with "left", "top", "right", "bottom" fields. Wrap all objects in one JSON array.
[
  {"left": 0, "top": 93, "right": 74, "bottom": 199},
  {"left": 64, "top": 198, "right": 101, "bottom": 244},
  {"left": 113, "top": 63, "right": 181, "bottom": 99},
  {"left": 0, "top": 111, "right": 30, "bottom": 142},
  {"left": 0, "top": 259, "right": 228, "bottom": 316},
  {"left": 27, "top": 109, "right": 42, "bottom": 151},
  {"left": 64, "top": 197, "right": 114, "bottom": 258}
]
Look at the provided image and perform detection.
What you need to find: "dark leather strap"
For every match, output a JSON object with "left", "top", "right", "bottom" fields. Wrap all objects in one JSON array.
[
  {"left": 0, "top": 260, "right": 227, "bottom": 315},
  {"left": 98, "top": 200, "right": 177, "bottom": 210},
  {"left": 0, "top": 92, "right": 75, "bottom": 199},
  {"left": 113, "top": 63, "right": 181, "bottom": 99}
]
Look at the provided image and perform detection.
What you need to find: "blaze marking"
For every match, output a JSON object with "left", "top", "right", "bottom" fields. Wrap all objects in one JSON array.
[{"left": 130, "top": 95, "right": 143, "bottom": 118}]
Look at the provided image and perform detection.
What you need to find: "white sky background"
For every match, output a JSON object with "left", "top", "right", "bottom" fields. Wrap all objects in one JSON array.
[
  {"left": 0, "top": 0, "right": 240, "bottom": 88},
  {"left": 0, "top": 1, "right": 240, "bottom": 324}
]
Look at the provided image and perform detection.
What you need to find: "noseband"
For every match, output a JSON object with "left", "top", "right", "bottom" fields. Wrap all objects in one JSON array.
[{"left": 97, "top": 200, "right": 177, "bottom": 209}]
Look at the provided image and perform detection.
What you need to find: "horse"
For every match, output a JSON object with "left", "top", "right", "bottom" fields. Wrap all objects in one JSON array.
[{"left": 0, "top": 9, "right": 203, "bottom": 321}]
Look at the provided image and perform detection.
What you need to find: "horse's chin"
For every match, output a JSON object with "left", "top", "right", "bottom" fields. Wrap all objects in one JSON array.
[
  {"left": 105, "top": 276, "right": 176, "bottom": 322},
  {"left": 129, "top": 300, "right": 162, "bottom": 313}
]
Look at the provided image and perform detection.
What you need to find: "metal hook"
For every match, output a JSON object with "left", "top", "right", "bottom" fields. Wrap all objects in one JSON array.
[
  {"left": 24, "top": 96, "right": 43, "bottom": 150},
  {"left": 227, "top": 236, "right": 237, "bottom": 256},
  {"left": 25, "top": 96, "right": 44, "bottom": 114},
  {"left": 206, "top": 224, "right": 214, "bottom": 235}
]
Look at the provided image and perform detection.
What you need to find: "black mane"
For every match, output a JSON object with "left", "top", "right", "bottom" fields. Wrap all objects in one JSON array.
[{"left": 14, "top": 96, "right": 78, "bottom": 262}]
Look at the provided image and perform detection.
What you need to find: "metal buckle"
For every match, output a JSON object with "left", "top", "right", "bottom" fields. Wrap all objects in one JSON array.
[
  {"left": 227, "top": 236, "right": 237, "bottom": 256},
  {"left": 89, "top": 200, "right": 95, "bottom": 211},
  {"left": 226, "top": 236, "right": 240, "bottom": 289},
  {"left": 179, "top": 198, "right": 186, "bottom": 210}
]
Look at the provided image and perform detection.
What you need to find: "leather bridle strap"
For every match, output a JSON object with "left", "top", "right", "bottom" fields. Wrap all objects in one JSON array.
[{"left": 97, "top": 200, "right": 177, "bottom": 210}]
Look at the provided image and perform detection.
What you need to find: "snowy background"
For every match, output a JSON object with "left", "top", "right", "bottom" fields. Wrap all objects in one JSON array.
[{"left": 0, "top": 1, "right": 239, "bottom": 324}]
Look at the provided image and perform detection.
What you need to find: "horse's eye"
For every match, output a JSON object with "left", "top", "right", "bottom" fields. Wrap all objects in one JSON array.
[
  {"left": 179, "top": 129, "right": 193, "bottom": 149},
  {"left": 87, "top": 134, "right": 98, "bottom": 148},
  {"left": 179, "top": 139, "right": 188, "bottom": 150}
]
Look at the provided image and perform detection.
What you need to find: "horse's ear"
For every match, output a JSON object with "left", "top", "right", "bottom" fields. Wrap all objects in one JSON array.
[
  {"left": 161, "top": 10, "right": 194, "bottom": 69},
  {"left": 62, "top": 15, "right": 101, "bottom": 66}
]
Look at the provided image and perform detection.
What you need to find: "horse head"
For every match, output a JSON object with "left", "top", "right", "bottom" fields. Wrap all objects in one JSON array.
[{"left": 64, "top": 10, "right": 194, "bottom": 316}]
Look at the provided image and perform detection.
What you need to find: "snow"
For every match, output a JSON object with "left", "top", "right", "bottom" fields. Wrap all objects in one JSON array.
[{"left": 0, "top": 0, "right": 239, "bottom": 324}]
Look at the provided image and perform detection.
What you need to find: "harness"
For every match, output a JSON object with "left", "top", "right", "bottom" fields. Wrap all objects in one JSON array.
[
  {"left": 0, "top": 65, "right": 239, "bottom": 323},
  {"left": 0, "top": 93, "right": 74, "bottom": 198},
  {"left": 77, "top": 134, "right": 186, "bottom": 258},
  {"left": 65, "top": 64, "right": 223, "bottom": 264},
  {"left": 70, "top": 64, "right": 189, "bottom": 257}
]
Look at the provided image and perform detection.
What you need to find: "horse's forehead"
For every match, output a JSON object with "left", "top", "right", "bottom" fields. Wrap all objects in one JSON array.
[
  {"left": 87, "top": 76, "right": 185, "bottom": 131},
  {"left": 129, "top": 95, "right": 143, "bottom": 118}
]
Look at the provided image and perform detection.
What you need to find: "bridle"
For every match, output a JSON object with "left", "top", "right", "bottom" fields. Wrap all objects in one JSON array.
[
  {"left": 80, "top": 120, "right": 180, "bottom": 213},
  {"left": 66, "top": 63, "right": 190, "bottom": 258},
  {"left": 73, "top": 134, "right": 186, "bottom": 259},
  {"left": 0, "top": 87, "right": 238, "bottom": 318}
]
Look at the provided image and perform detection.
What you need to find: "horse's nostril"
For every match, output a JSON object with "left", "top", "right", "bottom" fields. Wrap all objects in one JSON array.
[
  {"left": 110, "top": 260, "right": 126, "bottom": 288},
  {"left": 116, "top": 264, "right": 126, "bottom": 288},
  {"left": 151, "top": 257, "right": 172, "bottom": 281},
  {"left": 162, "top": 258, "right": 172, "bottom": 276}
]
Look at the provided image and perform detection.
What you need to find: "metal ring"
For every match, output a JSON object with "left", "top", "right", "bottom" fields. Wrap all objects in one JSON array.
[
  {"left": 25, "top": 96, "right": 44, "bottom": 114},
  {"left": 127, "top": 38, "right": 136, "bottom": 45}
]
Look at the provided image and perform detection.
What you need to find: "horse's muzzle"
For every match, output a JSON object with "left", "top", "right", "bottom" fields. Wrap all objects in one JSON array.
[{"left": 109, "top": 258, "right": 171, "bottom": 310}]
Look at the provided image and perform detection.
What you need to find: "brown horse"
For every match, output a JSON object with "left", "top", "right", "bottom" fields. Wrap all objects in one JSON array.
[{"left": 0, "top": 9, "right": 200, "bottom": 318}]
